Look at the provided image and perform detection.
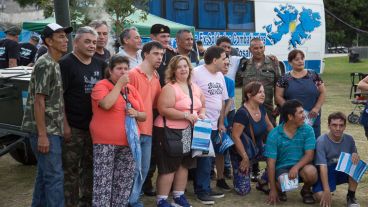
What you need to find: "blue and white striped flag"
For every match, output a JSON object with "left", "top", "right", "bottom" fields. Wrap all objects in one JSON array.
[
  {"left": 191, "top": 119, "right": 212, "bottom": 151},
  {"left": 335, "top": 152, "right": 367, "bottom": 182}
]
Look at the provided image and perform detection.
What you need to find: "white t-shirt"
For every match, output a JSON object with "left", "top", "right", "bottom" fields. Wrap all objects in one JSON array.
[
  {"left": 226, "top": 56, "right": 242, "bottom": 81},
  {"left": 116, "top": 49, "right": 142, "bottom": 69},
  {"left": 192, "top": 65, "right": 229, "bottom": 129},
  {"left": 198, "top": 55, "right": 242, "bottom": 82}
]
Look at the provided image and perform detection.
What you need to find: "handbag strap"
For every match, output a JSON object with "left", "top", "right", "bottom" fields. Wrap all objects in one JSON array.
[
  {"left": 108, "top": 79, "right": 130, "bottom": 105},
  {"left": 242, "top": 106, "right": 257, "bottom": 146},
  {"left": 163, "top": 83, "right": 194, "bottom": 127},
  {"left": 188, "top": 83, "right": 193, "bottom": 116}
]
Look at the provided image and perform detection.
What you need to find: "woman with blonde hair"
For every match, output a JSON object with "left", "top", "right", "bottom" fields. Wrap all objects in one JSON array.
[{"left": 153, "top": 55, "right": 206, "bottom": 207}]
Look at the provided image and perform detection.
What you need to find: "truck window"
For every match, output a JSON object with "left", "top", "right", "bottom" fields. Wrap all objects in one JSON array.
[
  {"left": 227, "top": 0, "right": 255, "bottom": 30},
  {"left": 198, "top": 0, "right": 226, "bottom": 29},
  {"left": 166, "top": 0, "right": 195, "bottom": 26}
]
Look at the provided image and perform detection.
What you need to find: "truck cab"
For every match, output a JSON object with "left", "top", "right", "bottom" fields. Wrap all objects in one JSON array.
[{"left": 0, "top": 66, "right": 36, "bottom": 165}]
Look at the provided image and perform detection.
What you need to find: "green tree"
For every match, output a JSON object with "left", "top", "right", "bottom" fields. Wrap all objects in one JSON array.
[
  {"left": 104, "top": 0, "right": 148, "bottom": 37},
  {"left": 14, "top": 0, "right": 96, "bottom": 25},
  {"left": 325, "top": 0, "right": 368, "bottom": 46}
]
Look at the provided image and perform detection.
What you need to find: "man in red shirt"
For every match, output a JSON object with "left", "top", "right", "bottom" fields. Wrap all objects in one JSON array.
[{"left": 128, "top": 41, "right": 164, "bottom": 207}]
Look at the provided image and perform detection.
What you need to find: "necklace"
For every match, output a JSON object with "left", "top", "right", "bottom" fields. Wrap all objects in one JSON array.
[
  {"left": 291, "top": 69, "right": 306, "bottom": 78},
  {"left": 244, "top": 102, "right": 260, "bottom": 117}
]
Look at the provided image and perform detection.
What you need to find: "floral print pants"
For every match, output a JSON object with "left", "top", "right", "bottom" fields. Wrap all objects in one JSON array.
[{"left": 93, "top": 144, "right": 135, "bottom": 207}]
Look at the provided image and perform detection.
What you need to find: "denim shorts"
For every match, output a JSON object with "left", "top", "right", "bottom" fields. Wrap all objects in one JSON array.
[{"left": 312, "top": 165, "right": 349, "bottom": 193}]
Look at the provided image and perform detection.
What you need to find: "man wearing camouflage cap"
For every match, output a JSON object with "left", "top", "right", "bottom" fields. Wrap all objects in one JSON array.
[
  {"left": 22, "top": 23, "right": 72, "bottom": 207},
  {"left": 0, "top": 26, "right": 21, "bottom": 68}
]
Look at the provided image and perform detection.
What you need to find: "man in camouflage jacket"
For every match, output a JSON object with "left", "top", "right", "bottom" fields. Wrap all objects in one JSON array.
[
  {"left": 22, "top": 23, "right": 72, "bottom": 207},
  {"left": 241, "top": 37, "right": 281, "bottom": 126}
]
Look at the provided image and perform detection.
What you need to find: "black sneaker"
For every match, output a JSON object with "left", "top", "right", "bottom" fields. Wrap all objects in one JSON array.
[
  {"left": 209, "top": 190, "right": 225, "bottom": 198},
  {"left": 216, "top": 179, "right": 231, "bottom": 191},
  {"left": 197, "top": 193, "right": 215, "bottom": 205},
  {"left": 347, "top": 195, "right": 360, "bottom": 207}
]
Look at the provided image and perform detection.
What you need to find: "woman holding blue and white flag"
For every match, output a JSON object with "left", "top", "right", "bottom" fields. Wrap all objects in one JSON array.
[{"left": 90, "top": 55, "right": 146, "bottom": 206}]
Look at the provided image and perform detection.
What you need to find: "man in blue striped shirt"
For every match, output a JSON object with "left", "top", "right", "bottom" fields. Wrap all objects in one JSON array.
[{"left": 265, "top": 100, "right": 317, "bottom": 205}]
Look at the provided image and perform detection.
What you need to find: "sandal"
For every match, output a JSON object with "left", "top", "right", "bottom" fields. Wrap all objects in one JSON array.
[
  {"left": 278, "top": 192, "right": 287, "bottom": 202},
  {"left": 300, "top": 188, "right": 316, "bottom": 204},
  {"left": 255, "top": 179, "right": 270, "bottom": 194}
]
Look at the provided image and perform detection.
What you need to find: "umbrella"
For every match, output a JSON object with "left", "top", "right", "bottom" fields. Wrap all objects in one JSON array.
[{"left": 125, "top": 103, "right": 142, "bottom": 181}]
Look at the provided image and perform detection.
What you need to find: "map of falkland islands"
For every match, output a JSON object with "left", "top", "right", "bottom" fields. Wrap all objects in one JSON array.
[{"left": 263, "top": 4, "right": 321, "bottom": 48}]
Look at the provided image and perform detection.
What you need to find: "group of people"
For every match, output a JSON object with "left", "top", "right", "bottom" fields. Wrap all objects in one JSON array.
[
  {"left": 16, "top": 18, "right": 362, "bottom": 207},
  {"left": 0, "top": 26, "right": 41, "bottom": 68}
]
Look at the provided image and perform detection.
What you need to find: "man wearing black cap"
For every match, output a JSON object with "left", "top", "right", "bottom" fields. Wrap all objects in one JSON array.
[
  {"left": 21, "top": 22, "right": 72, "bottom": 207},
  {"left": 18, "top": 35, "right": 40, "bottom": 66},
  {"left": 0, "top": 26, "right": 21, "bottom": 68},
  {"left": 150, "top": 23, "right": 176, "bottom": 87}
]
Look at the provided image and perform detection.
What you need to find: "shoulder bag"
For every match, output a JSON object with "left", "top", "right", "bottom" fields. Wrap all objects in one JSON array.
[{"left": 163, "top": 83, "right": 193, "bottom": 157}]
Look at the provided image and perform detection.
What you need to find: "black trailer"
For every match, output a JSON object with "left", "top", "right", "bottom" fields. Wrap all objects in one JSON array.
[{"left": 0, "top": 67, "right": 36, "bottom": 165}]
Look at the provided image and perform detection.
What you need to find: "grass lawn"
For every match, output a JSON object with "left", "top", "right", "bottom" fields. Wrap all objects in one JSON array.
[
  {"left": 0, "top": 57, "right": 367, "bottom": 207},
  {"left": 143, "top": 56, "right": 368, "bottom": 207}
]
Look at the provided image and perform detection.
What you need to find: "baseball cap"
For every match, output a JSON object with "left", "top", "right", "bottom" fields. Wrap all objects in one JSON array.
[
  {"left": 150, "top": 24, "right": 170, "bottom": 35},
  {"left": 5, "top": 26, "right": 21, "bottom": 36},
  {"left": 41, "top": 23, "right": 73, "bottom": 41}
]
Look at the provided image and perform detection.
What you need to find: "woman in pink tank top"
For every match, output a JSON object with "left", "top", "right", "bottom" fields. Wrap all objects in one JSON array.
[{"left": 153, "top": 56, "right": 206, "bottom": 206}]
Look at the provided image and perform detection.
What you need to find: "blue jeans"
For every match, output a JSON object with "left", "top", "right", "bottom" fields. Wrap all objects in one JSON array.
[
  {"left": 194, "top": 130, "right": 217, "bottom": 195},
  {"left": 129, "top": 135, "right": 152, "bottom": 207},
  {"left": 29, "top": 134, "right": 64, "bottom": 207}
]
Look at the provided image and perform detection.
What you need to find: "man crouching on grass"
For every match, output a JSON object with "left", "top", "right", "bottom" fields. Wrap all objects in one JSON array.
[
  {"left": 265, "top": 99, "right": 318, "bottom": 205},
  {"left": 313, "top": 112, "right": 360, "bottom": 207}
]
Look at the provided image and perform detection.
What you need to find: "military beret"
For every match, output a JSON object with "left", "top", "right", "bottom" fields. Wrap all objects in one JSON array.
[{"left": 150, "top": 24, "right": 170, "bottom": 35}]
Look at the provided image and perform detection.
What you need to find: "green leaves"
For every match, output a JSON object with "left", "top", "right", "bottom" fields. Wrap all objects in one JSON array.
[{"left": 325, "top": 0, "right": 368, "bottom": 46}]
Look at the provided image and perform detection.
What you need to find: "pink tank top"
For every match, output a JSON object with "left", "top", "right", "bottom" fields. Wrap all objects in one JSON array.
[{"left": 154, "top": 82, "right": 203, "bottom": 129}]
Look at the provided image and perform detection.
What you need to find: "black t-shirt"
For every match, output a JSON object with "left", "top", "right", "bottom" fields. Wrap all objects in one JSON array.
[
  {"left": 0, "top": 38, "right": 19, "bottom": 68},
  {"left": 157, "top": 48, "right": 176, "bottom": 87},
  {"left": 35, "top": 45, "right": 48, "bottom": 62},
  {"left": 93, "top": 48, "right": 111, "bottom": 63},
  {"left": 18, "top": 42, "right": 37, "bottom": 66},
  {"left": 59, "top": 53, "right": 107, "bottom": 130}
]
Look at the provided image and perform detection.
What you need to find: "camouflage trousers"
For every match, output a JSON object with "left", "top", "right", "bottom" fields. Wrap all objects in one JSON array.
[{"left": 62, "top": 127, "right": 93, "bottom": 207}]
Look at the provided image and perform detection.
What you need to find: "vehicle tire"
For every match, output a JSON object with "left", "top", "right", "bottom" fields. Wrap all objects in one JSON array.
[
  {"left": 347, "top": 113, "right": 360, "bottom": 124},
  {"left": 9, "top": 136, "right": 37, "bottom": 165}
]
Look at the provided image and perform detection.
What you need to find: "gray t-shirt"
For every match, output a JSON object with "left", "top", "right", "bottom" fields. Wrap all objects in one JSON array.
[{"left": 315, "top": 133, "right": 357, "bottom": 166}]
